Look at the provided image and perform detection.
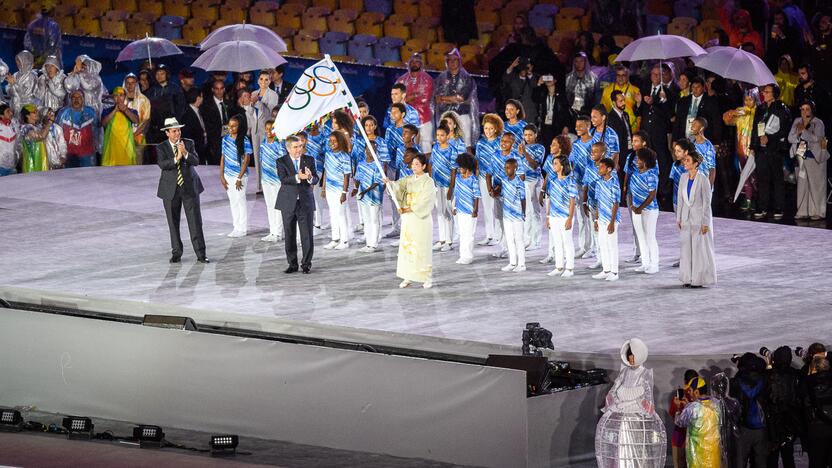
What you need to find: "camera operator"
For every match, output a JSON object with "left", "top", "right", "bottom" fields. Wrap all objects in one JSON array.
[
  {"left": 799, "top": 343, "right": 828, "bottom": 375},
  {"left": 730, "top": 353, "right": 769, "bottom": 468},
  {"left": 801, "top": 353, "right": 832, "bottom": 467},
  {"left": 763, "top": 347, "right": 801, "bottom": 468}
]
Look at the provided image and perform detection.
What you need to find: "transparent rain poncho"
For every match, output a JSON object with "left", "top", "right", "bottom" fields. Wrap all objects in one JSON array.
[
  {"left": 8, "top": 51, "right": 39, "bottom": 116},
  {"left": 596, "top": 338, "right": 667, "bottom": 468}
]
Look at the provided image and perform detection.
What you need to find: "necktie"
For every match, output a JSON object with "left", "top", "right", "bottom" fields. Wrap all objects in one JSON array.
[
  {"left": 293, "top": 158, "right": 299, "bottom": 173},
  {"left": 221, "top": 102, "right": 227, "bottom": 123},
  {"left": 175, "top": 143, "right": 184, "bottom": 187},
  {"left": 652, "top": 86, "right": 659, "bottom": 97}
]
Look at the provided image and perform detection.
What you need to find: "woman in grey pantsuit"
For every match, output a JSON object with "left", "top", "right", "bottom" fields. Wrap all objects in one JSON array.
[
  {"left": 789, "top": 101, "right": 828, "bottom": 220},
  {"left": 677, "top": 151, "right": 717, "bottom": 288}
]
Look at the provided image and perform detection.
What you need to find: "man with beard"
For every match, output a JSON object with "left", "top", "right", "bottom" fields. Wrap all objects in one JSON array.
[
  {"left": 600, "top": 65, "right": 638, "bottom": 134},
  {"left": 751, "top": 83, "right": 791, "bottom": 220},
  {"left": 198, "top": 79, "right": 229, "bottom": 165},
  {"left": 396, "top": 53, "right": 434, "bottom": 153},
  {"left": 635, "top": 65, "right": 674, "bottom": 208},
  {"left": 794, "top": 64, "right": 831, "bottom": 135},
  {"left": 607, "top": 90, "right": 632, "bottom": 166},
  {"left": 565, "top": 52, "right": 599, "bottom": 116},
  {"left": 146, "top": 64, "right": 186, "bottom": 149},
  {"left": 806, "top": 11, "right": 831, "bottom": 86}
]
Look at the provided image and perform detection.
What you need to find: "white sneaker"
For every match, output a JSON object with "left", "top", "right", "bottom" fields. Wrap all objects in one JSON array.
[
  {"left": 605, "top": 273, "right": 620, "bottom": 281},
  {"left": 501, "top": 264, "right": 516, "bottom": 272},
  {"left": 390, "top": 240, "right": 400, "bottom": 247},
  {"left": 399, "top": 280, "right": 412, "bottom": 288},
  {"left": 422, "top": 280, "right": 433, "bottom": 289},
  {"left": 625, "top": 256, "right": 641, "bottom": 264},
  {"left": 547, "top": 268, "right": 563, "bottom": 277},
  {"left": 384, "top": 230, "right": 400, "bottom": 238},
  {"left": 440, "top": 244, "right": 453, "bottom": 252},
  {"left": 432, "top": 242, "right": 444, "bottom": 251},
  {"left": 476, "top": 238, "right": 491, "bottom": 246},
  {"left": 457, "top": 258, "right": 472, "bottom": 265},
  {"left": 644, "top": 267, "right": 659, "bottom": 275},
  {"left": 492, "top": 249, "right": 508, "bottom": 259},
  {"left": 487, "top": 238, "right": 501, "bottom": 246},
  {"left": 358, "top": 246, "right": 372, "bottom": 253},
  {"left": 592, "top": 271, "right": 608, "bottom": 279},
  {"left": 334, "top": 242, "right": 349, "bottom": 250},
  {"left": 632, "top": 265, "right": 646, "bottom": 272},
  {"left": 260, "top": 234, "right": 277, "bottom": 242},
  {"left": 574, "top": 249, "right": 586, "bottom": 258},
  {"left": 228, "top": 230, "right": 246, "bottom": 238},
  {"left": 561, "top": 270, "right": 574, "bottom": 278},
  {"left": 580, "top": 250, "right": 595, "bottom": 259},
  {"left": 354, "top": 223, "right": 364, "bottom": 232},
  {"left": 324, "top": 240, "right": 339, "bottom": 250},
  {"left": 513, "top": 265, "right": 526, "bottom": 272},
  {"left": 540, "top": 255, "right": 554, "bottom": 264},
  {"left": 588, "top": 260, "right": 602, "bottom": 269},
  {"left": 671, "top": 260, "right": 680, "bottom": 267}
]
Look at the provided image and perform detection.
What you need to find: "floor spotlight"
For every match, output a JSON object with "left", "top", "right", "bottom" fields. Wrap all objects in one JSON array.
[
  {"left": 210, "top": 434, "right": 239, "bottom": 456},
  {"left": 62, "top": 416, "right": 94, "bottom": 439},
  {"left": 133, "top": 425, "right": 165, "bottom": 448},
  {"left": 0, "top": 409, "right": 22, "bottom": 432}
]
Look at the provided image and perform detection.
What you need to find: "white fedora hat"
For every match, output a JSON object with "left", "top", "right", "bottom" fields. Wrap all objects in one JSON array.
[{"left": 161, "top": 117, "right": 185, "bottom": 130}]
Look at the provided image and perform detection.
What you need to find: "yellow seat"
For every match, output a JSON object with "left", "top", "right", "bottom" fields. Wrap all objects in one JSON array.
[
  {"left": 383, "top": 14, "right": 413, "bottom": 41},
  {"left": 695, "top": 19, "right": 722, "bottom": 45},
  {"left": 393, "top": 0, "right": 419, "bottom": 17},
  {"left": 412, "top": 16, "right": 440, "bottom": 43},
  {"left": 220, "top": 4, "right": 247, "bottom": 23},
  {"left": 276, "top": 3, "right": 305, "bottom": 29},
  {"left": 500, "top": 2, "right": 530, "bottom": 26},
  {"left": 315, "top": 0, "right": 338, "bottom": 10},
  {"left": 559, "top": 6, "right": 584, "bottom": 17},
  {"left": 293, "top": 29, "right": 323, "bottom": 55},
  {"left": 225, "top": 0, "right": 251, "bottom": 7},
  {"left": 55, "top": 14, "right": 75, "bottom": 32},
  {"left": 356, "top": 11, "right": 384, "bottom": 37},
  {"left": 61, "top": 0, "right": 86, "bottom": 8},
  {"left": 459, "top": 44, "right": 481, "bottom": 71},
  {"left": 384, "top": 60, "right": 405, "bottom": 67},
  {"left": 475, "top": 6, "right": 499, "bottom": 25},
  {"left": 101, "top": 19, "right": 127, "bottom": 38},
  {"left": 250, "top": 6, "right": 276, "bottom": 27},
  {"left": 285, "top": 0, "right": 310, "bottom": 5},
  {"left": 191, "top": 0, "right": 219, "bottom": 22},
  {"left": 164, "top": 0, "right": 190, "bottom": 18},
  {"left": 400, "top": 38, "right": 427, "bottom": 62},
  {"left": 127, "top": 12, "right": 155, "bottom": 38},
  {"left": 427, "top": 42, "right": 454, "bottom": 70},
  {"left": 328, "top": 8, "right": 358, "bottom": 35},
  {"left": 137, "top": 0, "right": 164, "bottom": 18},
  {"left": 668, "top": 19, "right": 696, "bottom": 39},
  {"left": 555, "top": 14, "right": 581, "bottom": 32},
  {"left": 182, "top": 22, "right": 210, "bottom": 44},
  {"left": 339, "top": 0, "right": 363, "bottom": 12},
  {"left": 76, "top": 7, "right": 102, "bottom": 36},
  {"left": 271, "top": 25, "right": 297, "bottom": 42},
  {"left": 0, "top": 9, "right": 25, "bottom": 28},
  {"left": 613, "top": 35, "right": 633, "bottom": 48},
  {"left": 418, "top": 0, "right": 441, "bottom": 18},
  {"left": 302, "top": 6, "right": 331, "bottom": 31}
]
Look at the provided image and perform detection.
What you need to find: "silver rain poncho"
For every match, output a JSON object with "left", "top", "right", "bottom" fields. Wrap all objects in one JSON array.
[
  {"left": 8, "top": 50, "right": 39, "bottom": 116},
  {"left": 64, "top": 55, "right": 105, "bottom": 118},
  {"left": 37, "top": 55, "right": 66, "bottom": 112}
]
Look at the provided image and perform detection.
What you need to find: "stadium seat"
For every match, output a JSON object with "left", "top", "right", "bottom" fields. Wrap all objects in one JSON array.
[
  {"left": 554, "top": 13, "right": 582, "bottom": 32},
  {"left": 251, "top": 3, "right": 277, "bottom": 27},
  {"left": 674, "top": 0, "right": 700, "bottom": 21},
  {"left": 348, "top": 34, "right": 378, "bottom": 64},
  {"left": 0, "top": 9, "right": 25, "bottom": 28},
  {"left": 383, "top": 14, "right": 413, "bottom": 41},
  {"left": 376, "top": 36, "right": 404, "bottom": 63},
  {"left": 320, "top": 31, "right": 350, "bottom": 55},
  {"left": 315, "top": 0, "right": 338, "bottom": 10},
  {"left": 459, "top": 44, "right": 482, "bottom": 71},
  {"left": 219, "top": 4, "right": 247, "bottom": 23},
  {"left": 331, "top": 54, "right": 357, "bottom": 63},
  {"left": 182, "top": 18, "right": 211, "bottom": 44},
  {"left": 419, "top": 0, "right": 441, "bottom": 18},
  {"left": 393, "top": 0, "right": 418, "bottom": 17},
  {"left": 138, "top": 0, "right": 164, "bottom": 19},
  {"left": 53, "top": 5, "right": 78, "bottom": 25},
  {"left": 127, "top": 12, "right": 158, "bottom": 38},
  {"left": 613, "top": 35, "right": 633, "bottom": 48},
  {"left": 61, "top": 0, "right": 87, "bottom": 9},
  {"left": 163, "top": 0, "right": 190, "bottom": 18},
  {"left": 277, "top": 3, "right": 305, "bottom": 29},
  {"left": 427, "top": 42, "right": 454, "bottom": 70},
  {"left": 302, "top": 6, "right": 331, "bottom": 32},
  {"left": 356, "top": 11, "right": 385, "bottom": 37},
  {"left": 700, "top": 0, "right": 720, "bottom": 21},
  {"left": 384, "top": 60, "right": 405, "bottom": 68},
  {"left": 695, "top": 18, "right": 722, "bottom": 45},
  {"left": 225, "top": 0, "right": 252, "bottom": 7},
  {"left": 102, "top": 19, "right": 128, "bottom": 39},
  {"left": 284, "top": 0, "right": 311, "bottom": 6},
  {"left": 328, "top": 8, "right": 359, "bottom": 35},
  {"left": 76, "top": 8, "right": 102, "bottom": 36},
  {"left": 339, "top": 0, "right": 364, "bottom": 12},
  {"left": 400, "top": 37, "right": 427, "bottom": 62},
  {"left": 364, "top": 0, "right": 392, "bottom": 16},
  {"left": 191, "top": 0, "right": 219, "bottom": 22},
  {"left": 412, "top": 16, "right": 441, "bottom": 43},
  {"left": 294, "top": 29, "right": 323, "bottom": 55},
  {"left": 668, "top": 16, "right": 698, "bottom": 39},
  {"left": 271, "top": 25, "right": 297, "bottom": 42},
  {"left": 155, "top": 15, "right": 185, "bottom": 40},
  {"left": 563, "top": 0, "right": 588, "bottom": 7},
  {"left": 528, "top": 3, "right": 558, "bottom": 32},
  {"left": 645, "top": 14, "right": 670, "bottom": 35},
  {"left": 500, "top": 2, "right": 531, "bottom": 27}
]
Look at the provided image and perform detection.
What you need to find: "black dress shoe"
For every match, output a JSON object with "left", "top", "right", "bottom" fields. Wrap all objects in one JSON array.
[
  {"left": 197, "top": 257, "right": 210, "bottom": 264},
  {"left": 170, "top": 256, "right": 181, "bottom": 263},
  {"left": 302, "top": 266, "right": 311, "bottom": 274},
  {"left": 285, "top": 266, "right": 299, "bottom": 274}
]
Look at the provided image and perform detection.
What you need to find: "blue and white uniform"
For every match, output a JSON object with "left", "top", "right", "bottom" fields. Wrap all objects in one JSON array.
[
  {"left": 594, "top": 174, "right": 621, "bottom": 275},
  {"left": 324, "top": 149, "right": 353, "bottom": 244},
  {"left": 498, "top": 175, "right": 526, "bottom": 269},
  {"left": 547, "top": 175, "right": 578, "bottom": 270},
  {"left": 355, "top": 158, "right": 384, "bottom": 248},
  {"left": 669, "top": 161, "right": 685, "bottom": 207},
  {"left": 590, "top": 126, "right": 620, "bottom": 156},
  {"left": 692, "top": 138, "right": 716, "bottom": 180},
  {"left": 475, "top": 136, "right": 501, "bottom": 243},
  {"left": 432, "top": 142, "right": 458, "bottom": 245},
  {"left": 259, "top": 138, "right": 285, "bottom": 238},
  {"left": 222, "top": 134, "right": 253, "bottom": 235},
  {"left": 629, "top": 168, "right": 660, "bottom": 272},
  {"left": 383, "top": 103, "right": 420, "bottom": 131},
  {"left": 521, "top": 142, "right": 545, "bottom": 247},
  {"left": 453, "top": 172, "right": 481, "bottom": 263},
  {"left": 504, "top": 119, "right": 527, "bottom": 150}
]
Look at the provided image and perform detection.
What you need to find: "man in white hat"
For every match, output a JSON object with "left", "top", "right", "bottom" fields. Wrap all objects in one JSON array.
[{"left": 156, "top": 117, "right": 208, "bottom": 264}]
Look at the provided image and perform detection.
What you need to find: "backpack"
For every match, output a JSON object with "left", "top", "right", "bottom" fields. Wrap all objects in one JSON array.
[{"left": 737, "top": 376, "right": 766, "bottom": 429}]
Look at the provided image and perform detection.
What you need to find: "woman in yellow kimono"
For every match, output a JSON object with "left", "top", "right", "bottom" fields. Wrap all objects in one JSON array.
[
  {"left": 101, "top": 87, "right": 139, "bottom": 166},
  {"left": 723, "top": 90, "right": 759, "bottom": 210},
  {"left": 384, "top": 153, "right": 436, "bottom": 289},
  {"left": 675, "top": 377, "right": 722, "bottom": 468},
  {"left": 19, "top": 104, "right": 50, "bottom": 173}
]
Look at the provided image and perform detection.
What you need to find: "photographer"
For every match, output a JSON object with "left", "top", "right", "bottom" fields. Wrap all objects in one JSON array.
[
  {"left": 801, "top": 353, "right": 832, "bottom": 467},
  {"left": 730, "top": 353, "right": 769, "bottom": 468},
  {"left": 532, "top": 74, "right": 572, "bottom": 147},
  {"left": 764, "top": 347, "right": 801, "bottom": 468},
  {"left": 503, "top": 56, "right": 540, "bottom": 128}
]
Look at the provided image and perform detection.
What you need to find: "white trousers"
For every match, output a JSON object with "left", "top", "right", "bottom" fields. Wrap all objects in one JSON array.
[
  {"left": 548, "top": 216, "right": 575, "bottom": 270},
  {"left": 262, "top": 181, "right": 284, "bottom": 236},
  {"left": 419, "top": 120, "right": 434, "bottom": 154},
  {"left": 504, "top": 219, "right": 526, "bottom": 267},
  {"left": 493, "top": 193, "right": 505, "bottom": 247},
  {"left": 631, "top": 209, "right": 659, "bottom": 271},
  {"left": 325, "top": 189, "right": 349, "bottom": 243},
  {"left": 478, "top": 175, "right": 497, "bottom": 241},
  {"left": 436, "top": 186, "right": 454, "bottom": 244},
  {"left": 576, "top": 186, "right": 593, "bottom": 253},
  {"left": 587, "top": 205, "right": 599, "bottom": 259},
  {"left": 225, "top": 174, "right": 248, "bottom": 234},
  {"left": 524, "top": 178, "right": 542, "bottom": 246},
  {"left": 358, "top": 202, "right": 381, "bottom": 247},
  {"left": 597, "top": 221, "right": 619, "bottom": 274},
  {"left": 313, "top": 176, "right": 325, "bottom": 227},
  {"left": 458, "top": 113, "right": 473, "bottom": 148},
  {"left": 629, "top": 207, "right": 641, "bottom": 257},
  {"left": 385, "top": 165, "right": 400, "bottom": 232},
  {"left": 456, "top": 212, "right": 476, "bottom": 261}
]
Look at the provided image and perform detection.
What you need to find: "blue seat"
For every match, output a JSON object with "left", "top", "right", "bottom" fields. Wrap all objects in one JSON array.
[
  {"left": 529, "top": 4, "right": 558, "bottom": 31},
  {"left": 375, "top": 36, "right": 403, "bottom": 63},
  {"left": 348, "top": 34, "right": 377, "bottom": 64},
  {"left": 320, "top": 31, "right": 350, "bottom": 56},
  {"left": 364, "top": 0, "right": 392, "bottom": 16},
  {"left": 645, "top": 14, "right": 670, "bottom": 35},
  {"left": 155, "top": 15, "right": 185, "bottom": 40}
]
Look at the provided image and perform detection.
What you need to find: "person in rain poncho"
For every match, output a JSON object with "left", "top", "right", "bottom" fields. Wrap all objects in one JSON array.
[
  {"left": 64, "top": 55, "right": 105, "bottom": 118},
  {"left": 43, "top": 107, "right": 66, "bottom": 168},
  {"left": 710, "top": 373, "right": 740, "bottom": 468},
  {"left": 722, "top": 89, "right": 759, "bottom": 212},
  {"left": 396, "top": 53, "right": 434, "bottom": 153},
  {"left": 433, "top": 48, "right": 479, "bottom": 149},
  {"left": 18, "top": 104, "right": 50, "bottom": 173},
  {"left": 0, "top": 104, "right": 19, "bottom": 176},
  {"left": 595, "top": 338, "right": 667, "bottom": 468},
  {"left": 37, "top": 55, "right": 66, "bottom": 112},
  {"left": 6, "top": 51, "right": 39, "bottom": 117},
  {"left": 24, "top": 6, "right": 63, "bottom": 67},
  {"left": 675, "top": 376, "right": 722, "bottom": 468},
  {"left": 0, "top": 59, "right": 9, "bottom": 103},
  {"left": 101, "top": 87, "right": 139, "bottom": 166},
  {"left": 123, "top": 73, "right": 151, "bottom": 163}
]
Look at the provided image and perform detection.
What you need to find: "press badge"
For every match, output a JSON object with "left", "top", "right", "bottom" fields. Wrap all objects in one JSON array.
[{"left": 796, "top": 140, "right": 807, "bottom": 157}]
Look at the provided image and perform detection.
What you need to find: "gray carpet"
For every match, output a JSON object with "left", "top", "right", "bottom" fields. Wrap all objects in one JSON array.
[{"left": 2, "top": 166, "right": 830, "bottom": 355}]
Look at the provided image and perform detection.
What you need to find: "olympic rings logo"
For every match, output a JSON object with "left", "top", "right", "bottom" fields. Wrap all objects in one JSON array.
[{"left": 287, "top": 65, "right": 341, "bottom": 110}]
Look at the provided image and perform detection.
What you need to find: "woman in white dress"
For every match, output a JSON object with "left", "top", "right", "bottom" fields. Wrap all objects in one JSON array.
[{"left": 677, "top": 151, "right": 717, "bottom": 288}]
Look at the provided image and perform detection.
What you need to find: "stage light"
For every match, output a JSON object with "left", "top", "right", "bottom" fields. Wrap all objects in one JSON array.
[
  {"left": 210, "top": 434, "right": 239, "bottom": 456},
  {"left": 62, "top": 416, "right": 94, "bottom": 439},
  {"left": 133, "top": 425, "right": 165, "bottom": 448},
  {"left": 0, "top": 409, "right": 23, "bottom": 432}
]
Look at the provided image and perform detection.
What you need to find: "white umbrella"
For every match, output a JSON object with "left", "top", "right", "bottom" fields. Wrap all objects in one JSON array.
[
  {"left": 691, "top": 46, "right": 776, "bottom": 87},
  {"left": 192, "top": 40, "right": 287, "bottom": 73},
  {"left": 615, "top": 33, "right": 706, "bottom": 62},
  {"left": 734, "top": 155, "right": 756, "bottom": 202},
  {"left": 200, "top": 24, "right": 287, "bottom": 52},
  {"left": 116, "top": 33, "right": 183, "bottom": 68}
]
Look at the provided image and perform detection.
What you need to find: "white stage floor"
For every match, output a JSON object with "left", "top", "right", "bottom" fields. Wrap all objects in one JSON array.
[{"left": 2, "top": 166, "right": 830, "bottom": 355}]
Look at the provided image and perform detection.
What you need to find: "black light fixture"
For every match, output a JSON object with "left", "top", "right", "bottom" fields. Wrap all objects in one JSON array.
[
  {"left": 0, "top": 409, "right": 23, "bottom": 432},
  {"left": 210, "top": 434, "right": 239, "bottom": 456},
  {"left": 62, "top": 416, "right": 94, "bottom": 439},
  {"left": 133, "top": 425, "right": 165, "bottom": 448}
]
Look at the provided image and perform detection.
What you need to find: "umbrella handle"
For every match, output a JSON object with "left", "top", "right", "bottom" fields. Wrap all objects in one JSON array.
[{"left": 146, "top": 33, "right": 152, "bottom": 69}]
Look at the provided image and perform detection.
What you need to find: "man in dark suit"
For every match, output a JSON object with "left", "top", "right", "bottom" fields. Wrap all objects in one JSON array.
[
  {"left": 156, "top": 117, "right": 208, "bottom": 264},
  {"left": 181, "top": 88, "right": 207, "bottom": 160},
  {"left": 673, "top": 76, "right": 722, "bottom": 144},
  {"left": 199, "top": 79, "right": 229, "bottom": 165},
  {"left": 636, "top": 65, "right": 676, "bottom": 208},
  {"left": 276, "top": 135, "right": 319, "bottom": 274},
  {"left": 270, "top": 65, "right": 294, "bottom": 110},
  {"left": 607, "top": 90, "right": 633, "bottom": 166}
]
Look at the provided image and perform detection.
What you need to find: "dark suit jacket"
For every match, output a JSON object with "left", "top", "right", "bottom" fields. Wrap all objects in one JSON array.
[
  {"left": 606, "top": 108, "right": 631, "bottom": 154},
  {"left": 272, "top": 79, "right": 295, "bottom": 109},
  {"left": 180, "top": 106, "right": 207, "bottom": 159},
  {"left": 673, "top": 94, "right": 723, "bottom": 142},
  {"left": 156, "top": 138, "right": 204, "bottom": 200},
  {"left": 199, "top": 97, "right": 228, "bottom": 164},
  {"left": 636, "top": 84, "right": 674, "bottom": 147},
  {"left": 276, "top": 154, "right": 319, "bottom": 212}
]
